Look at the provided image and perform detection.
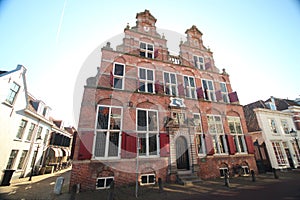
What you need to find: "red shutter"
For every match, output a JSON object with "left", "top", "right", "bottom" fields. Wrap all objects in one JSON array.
[
  {"left": 78, "top": 132, "right": 94, "bottom": 160},
  {"left": 215, "top": 90, "right": 222, "bottom": 101},
  {"left": 110, "top": 71, "right": 114, "bottom": 87},
  {"left": 154, "top": 49, "right": 159, "bottom": 58},
  {"left": 226, "top": 134, "right": 236, "bottom": 155},
  {"left": 245, "top": 135, "right": 255, "bottom": 154},
  {"left": 121, "top": 132, "right": 137, "bottom": 158},
  {"left": 155, "top": 80, "right": 160, "bottom": 94},
  {"left": 196, "top": 87, "right": 204, "bottom": 99},
  {"left": 178, "top": 84, "right": 185, "bottom": 97},
  {"left": 205, "top": 134, "right": 215, "bottom": 155},
  {"left": 160, "top": 133, "right": 170, "bottom": 157},
  {"left": 229, "top": 91, "right": 239, "bottom": 103}
]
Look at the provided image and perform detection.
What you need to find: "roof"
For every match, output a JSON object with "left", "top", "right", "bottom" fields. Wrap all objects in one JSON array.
[{"left": 243, "top": 100, "right": 266, "bottom": 132}]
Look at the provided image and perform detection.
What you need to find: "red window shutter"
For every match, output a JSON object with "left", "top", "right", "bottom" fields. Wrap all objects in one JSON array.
[
  {"left": 196, "top": 87, "right": 204, "bottom": 99},
  {"left": 78, "top": 132, "right": 94, "bottom": 160},
  {"left": 226, "top": 134, "right": 236, "bottom": 155},
  {"left": 215, "top": 90, "right": 222, "bottom": 101},
  {"left": 178, "top": 84, "right": 185, "bottom": 97},
  {"left": 205, "top": 134, "right": 215, "bottom": 155},
  {"left": 229, "top": 91, "right": 239, "bottom": 103},
  {"left": 160, "top": 133, "right": 170, "bottom": 157},
  {"left": 154, "top": 49, "right": 159, "bottom": 58},
  {"left": 110, "top": 71, "right": 114, "bottom": 87},
  {"left": 155, "top": 80, "right": 160, "bottom": 94},
  {"left": 245, "top": 135, "right": 255, "bottom": 154},
  {"left": 121, "top": 132, "right": 137, "bottom": 158}
]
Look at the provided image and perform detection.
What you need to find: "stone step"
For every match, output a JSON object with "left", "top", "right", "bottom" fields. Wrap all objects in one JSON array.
[{"left": 176, "top": 172, "right": 202, "bottom": 186}]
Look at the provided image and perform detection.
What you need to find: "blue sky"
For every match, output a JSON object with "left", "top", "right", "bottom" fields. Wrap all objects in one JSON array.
[{"left": 1, "top": 0, "right": 300, "bottom": 126}]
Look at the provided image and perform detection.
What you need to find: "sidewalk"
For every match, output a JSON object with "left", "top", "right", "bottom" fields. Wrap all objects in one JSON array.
[
  {"left": 0, "top": 167, "right": 71, "bottom": 200},
  {"left": 1, "top": 168, "right": 300, "bottom": 200}
]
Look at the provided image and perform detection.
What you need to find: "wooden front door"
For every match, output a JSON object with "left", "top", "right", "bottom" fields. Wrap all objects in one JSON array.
[{"left": 176, "top": 136, "right": 190, "bottom": 170}]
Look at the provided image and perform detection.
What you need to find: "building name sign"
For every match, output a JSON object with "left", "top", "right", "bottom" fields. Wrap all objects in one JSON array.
[{"left": 169, "top": 97, "right": 186, "bottom": 108}]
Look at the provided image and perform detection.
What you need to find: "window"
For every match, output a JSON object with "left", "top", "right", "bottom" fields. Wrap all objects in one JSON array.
[
  {"left": 193, "top": 55, "right": 204, "bottom": 70},
  {"left": 228, "top": 117, "right": 247, "bottom": 153},
  {"left": 26, "top": 123, "right": 36, "bottom": 141},
  {"left": 219, "top": 167, "right": 229, "bottom": 178},
  {"left": 95, "top": 106, "right": 122, "bottom": 158},
  {"left": 241, "top": 165, "right": 250, "bottom": 176},
  {"left": 164, "top": 72, "right": 177, "bottom": 96},
  {"left": 113, "top": 63, "right": 125, "bottom": 89},
  {"left": 220, "top": 82, "right": 229, "bottom": 103},
  {"left": 30, "top": 150, "right": 38, "bottom": 167},
  {"left": 272, "top": 142, "right": 287, "bottom": 166},
  {"left": 96, "top": 177, "right": 114, "bottom": 189},
  {"left": 44, "top": 129, "right": 50, "bottom": 145},
  {"left": 183, "top": 76, "right": 196, "bottom": 99},
  {"left": 194, "top": 114, "right": 205, "bottom": 154},
  {"left": 16, "top": 119, "right": 27, "bottom": 139},
  {"left": 138, "top": 68, "right": 154, "bottom": 93},
  {"left": 17, "top": 150, "right": 28, "bottom": 170},
  {"left": 207, "top": 115, "right": 228, "bottom": 154},
  {"left": 6, "top": 150, "right": 18, "bottom": 169},
  {"left": 6, "top": 82, "right": 20, "bottom": 104},
  {"left": 269, "top": 119, "right": 278, "bottom": 134},
  {"left": 292, "top": 141, "right": 300, "bottom": 163},
  {"left": 36, "top": 126, "right": 43, "bottom": 141},
  {"left": 171, "top": 111, "right": 186, "bottom": 125},
  {"left": 140, "top": 174, "right": 155, "bottom": 185},
  {"left": 140, "top": 42, "right": 154, "bottom": 58},
  {"left": 137, "top": 109, "right": 159, "bottom": 157},
  {"left": 281, "top": 119, "right": 289, "bottom": 134},
  {"left": 202, "top": 79, "right": 215, "bottom": 101}
]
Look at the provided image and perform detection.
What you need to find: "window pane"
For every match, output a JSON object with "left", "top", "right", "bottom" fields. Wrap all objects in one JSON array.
[
  {"left": 147, "top": 53, "right": 152, "bottom": 58},
  {"left": 189, "top": 77, "right": 195, "bottom": 87},
  {"left": 202, "top": 80, "right": 207, "bottom": 89},
  {"left": 171, "top": 86, "right": 176, "bottom": 96},
  {"left": 97, "top": 179, "right": 105, "bottom": 188},
  {"left": 139, "top": 82, "right": 145, "bottom": 92},
  {"left": 139, "top": 69, "right": 146, "bottom": 79},
  {"left": 141, "top": 176, "right": 147, "bottom": 184},
  {"left": 94, "top": 132, "right": 106, "bottom": 157},
  {"left": 147, "top": 70, "right": 153, "bottom": 80},
  {"left": 229, "top": 122, "right": 235, "bottom": 133},
  {"left": 147, "top": 44, "right": 153, "bottom": 51},
  {"left": 17, "top": 150, "right": 28, "bottom": 169},
  {"left": 140, "top": 51, "right": 146, "bottom": 57},
  {"left": 184, "top": 76, "right": 189, "bottom": 86},
  {"left": 139, "top": 134, "right": 147, "bottom": 156},
  {"left": 149, "top": 134, "right": 157, "bottom": 155},
  {"left": 148, "top": 111, "right": 157, "bottom": 131},
  {"left": 140, "top": 43, "right": 146, "bottom": 49},
  {"left": 138, "top": 110, "right": 147, "bottom": 131},
  {"left": 149, "top": 175, "right": 155, "bottom": 183},
  {"left": 106, "top": 178, "right": 114, "bottom": 187},
  {"left": 164, "top": 73, "right": 169, "bottom": 83},
  {"left": 108, "top": 132, "right": 119, "bottom": 157},
  {"left": 97, "top": 107, "right": 109, "bottom": 129},
  {"left": 208, "top": 81, "right": 213, "bottom": 90},
  {"left": 147, "top": 83, "right": 153, "bottom": 93},
  {"left": 170, "top": 74, "right": 176, "bottom": 84},
  {"left": 114, "top": 64, "right": 124, "bottom": 76}
]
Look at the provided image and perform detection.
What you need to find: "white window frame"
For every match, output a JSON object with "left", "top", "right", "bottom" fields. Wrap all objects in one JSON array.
[
  {"left": 16, "top": 119, "right": 27, "bottom": 140},
  {"left": 183, "top": 75, "right": 196, "bottom": 99},
  {"left": 220, "top": 82, "right": 229, "bottom": 103},
  {"left": 93, "top": 105, "right": 123, "bottom": 159},
  {"left": 219, "top": 167, "right": 229, "bottom": 178},
  {"left": 227, "top": 117, "right": 247, "bottom": 154},
  {"left": 241, "top": 165, "right": 250, "bottom": 176},
  {"left": 6, "top": 82, "right": 20, "bottom": 104},
  {"left": 202, "top": 79, "right": 216, "bottom": 101},
  {"left": 207, "top": 115, "right": 228, "bottom": 155},
  {"left": 194, "top": 113, "right": 205, "bottom": 155},
  {"left": 163, "top": 71, "right": 177, "bottom": 96},
  {"left": 272, "top": 141, "right": 288, "bottom": 166},
  {"left": 140, "top": 174, "right": 156, "bottom": 185},
  {"left": 136, "top": 108, "right": 159, "bottom": 157},
  {"left": 138, "top": 67, "right": 155, "bottom": 93},
  {"left": 26, "top": 123, "right": 36, "bottom": 141},
  {"left": 96, "top": 177, "right": 114, "bottom": 189},
  {"left": 140, "top": 42, "right": 154, "bottom": 59},
  {"left": 280, "top": 119, "right": 290, "bottom": 134},
  {"left": 36, "top": 126, "right": 43, "bottom": 141},
  {"left": 113, "top": 62, "right": 125, "bottom": 90},
  {"left": 193, "top": 55, "right": 205, "bottom": 70}
]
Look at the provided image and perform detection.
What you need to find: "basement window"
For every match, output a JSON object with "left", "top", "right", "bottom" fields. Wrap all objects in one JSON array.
[
  {"left": 140, "top": 174, "right": 155, "bottom": 185},
  {"left": 96, "top": 177, "right": 114, "bottom": 189},
  {"left": 241, "top": 166, "right": 250, "bottom": 176},
  {"left": 219, "top": 167, "right": 229, "bottom": 178}
]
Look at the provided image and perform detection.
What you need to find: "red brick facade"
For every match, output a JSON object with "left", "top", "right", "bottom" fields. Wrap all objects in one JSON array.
[{"left": 70, "top": 10, "right": 257, "bottom": 191}]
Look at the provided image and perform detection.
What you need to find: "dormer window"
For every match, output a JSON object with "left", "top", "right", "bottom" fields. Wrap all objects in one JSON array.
[
  {"left": 140, "top": 42, "right": 154, "bottom": 58},
  {"left": 193, "top": 56, "right": 204, "bottom": 70}
]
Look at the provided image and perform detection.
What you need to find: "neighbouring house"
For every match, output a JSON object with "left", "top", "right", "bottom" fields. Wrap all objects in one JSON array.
[
  {"left": 0, "top": 65, "right": 74, "bottom": 184},
  {"left": 70, "top": 10, "right": 257, "bottom": 191},
  {"left": 243, "top": 97, "right": 300, "bottom": 173}
]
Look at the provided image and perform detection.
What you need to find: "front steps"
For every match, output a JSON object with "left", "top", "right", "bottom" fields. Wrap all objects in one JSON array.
[{"left": 176, "top": 170, "right": 202, "bottom": 186}]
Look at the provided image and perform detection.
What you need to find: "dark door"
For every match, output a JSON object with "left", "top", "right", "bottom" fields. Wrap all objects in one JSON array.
[
  {"left": 176, "top": 136, "right": 189, "bottom": 170},
  {"left": 285, "top": 148, "right": 294, "bottom": 168}
]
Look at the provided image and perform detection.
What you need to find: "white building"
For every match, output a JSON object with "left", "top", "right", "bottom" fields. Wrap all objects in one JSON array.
[
  {"left": 0, "top": 65, "right": 73, "bottom": 184},
  {"left": 244, "top": 98, "right": 300, "bottom": 172}
]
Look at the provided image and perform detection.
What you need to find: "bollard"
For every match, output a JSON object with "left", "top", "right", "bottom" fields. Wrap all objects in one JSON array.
[
  {"left": 54, "top": 177, "right": 64, "bottom": 195},
  {"left": 251, "top": 170, "right": 256, "bottom": 182},
  {"left": 273, "top": 168, "right": 279, "bottom": 179},
  {"left": 224, "top": 172, "right": 230, "bottom": 187},
  {"left": 107, "top": 180, "right": 115, "bottom": 200},
  {"left": 158, "top": 177, "right": 163, "bottom": 192}
]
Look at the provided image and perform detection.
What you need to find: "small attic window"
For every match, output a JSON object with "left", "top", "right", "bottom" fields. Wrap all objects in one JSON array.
[{"left": 265, "top": 102, "right": 276, "bottom": 110}]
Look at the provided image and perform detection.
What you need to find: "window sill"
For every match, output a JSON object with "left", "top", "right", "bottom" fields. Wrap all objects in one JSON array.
[
  {"left": 13, "top": 138, "right": 23, "bottom": 142},
  {"left": 2, "top": 101, "right": 13, "bottom": 108}
]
